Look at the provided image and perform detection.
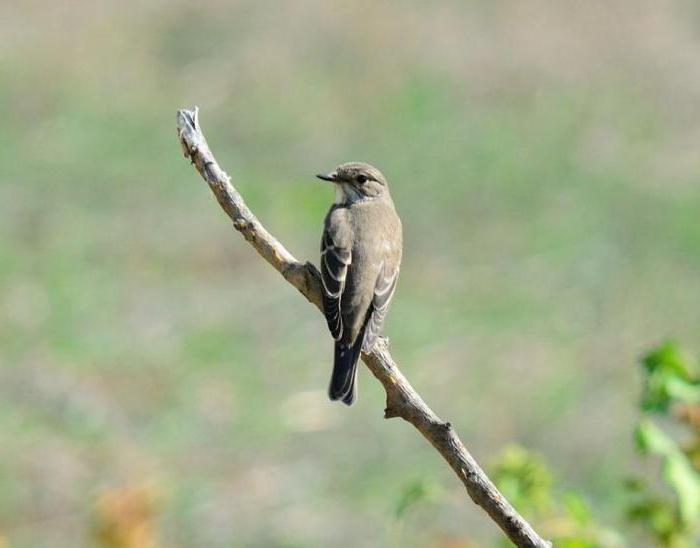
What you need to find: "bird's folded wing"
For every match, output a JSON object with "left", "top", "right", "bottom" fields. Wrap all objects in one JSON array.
[
  {"left": 362, "top": 262, "right": 399, "bottom": 353},
  {"left": 321, "top": 229, "right": 351, "bottom": 341}
]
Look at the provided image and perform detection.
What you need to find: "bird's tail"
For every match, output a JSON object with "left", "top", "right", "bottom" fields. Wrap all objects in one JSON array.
[{"left": 329, "top": 333, "right": 365, "bottom": 406}]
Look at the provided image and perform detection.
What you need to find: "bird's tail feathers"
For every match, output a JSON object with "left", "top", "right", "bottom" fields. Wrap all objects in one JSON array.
[{"left": 329, "top": 333, "right": 364, "bottom": 405}]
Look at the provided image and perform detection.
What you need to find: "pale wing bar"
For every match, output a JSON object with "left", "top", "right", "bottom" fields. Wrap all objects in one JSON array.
[
  {"left": 320, "top": 230, "right": 351, "bottom": 341},
  {"left": 362, "top": 263, "right": 399, "bottom": 353}
]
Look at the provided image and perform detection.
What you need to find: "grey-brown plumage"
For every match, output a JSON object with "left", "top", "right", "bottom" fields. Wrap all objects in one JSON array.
[{"left": 317, "top": 162, "right": 402, "bottom": 405}]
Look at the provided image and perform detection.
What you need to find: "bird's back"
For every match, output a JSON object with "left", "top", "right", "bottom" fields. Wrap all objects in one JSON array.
[{"left": 341, "top": 195, "right": 401, "bottom": 345}]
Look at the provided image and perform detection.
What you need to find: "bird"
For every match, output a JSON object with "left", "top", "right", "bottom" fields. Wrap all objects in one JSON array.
[{"left": 316, "top": 162, "right": 402, "bottom": 405}]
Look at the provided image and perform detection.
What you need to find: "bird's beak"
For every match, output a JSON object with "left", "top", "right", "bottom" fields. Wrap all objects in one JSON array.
[{"left": 316, "top": 171, "right": 337, "bottom": 182}]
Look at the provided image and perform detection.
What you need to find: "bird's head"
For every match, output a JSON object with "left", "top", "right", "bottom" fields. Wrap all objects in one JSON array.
[{"left": 317, "top": 162, "right": 388, "bottom": 203}]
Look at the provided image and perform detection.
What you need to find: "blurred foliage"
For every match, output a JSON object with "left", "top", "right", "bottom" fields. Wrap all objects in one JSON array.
[
  {"left": 640, "top": 342, "right": 700, "bottom": 413},
  {"left": 388, "top": 478, "right": 444, "bottom": 547},
  {"left": 490, "top": 342, "right": 700, "bottom": 547},
  {"left": 491, "top": 445, "right": 554, "bottom": 519},
  {"left": 628, "top": 342, "right": 700, "bottom": 546},
  {"left": 93, "top": 484, "right": 161, "bottom": 548},
  {"left": 394, "top": 478, "right": 441, "bottom": 521},
  {"left": 491, "top": 446, "right": 621, "bottom": 547}
]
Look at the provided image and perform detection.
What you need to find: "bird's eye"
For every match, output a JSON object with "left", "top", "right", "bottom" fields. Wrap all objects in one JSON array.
[{"left": 356, "top": 175, "right": 368, "bottom": 184}]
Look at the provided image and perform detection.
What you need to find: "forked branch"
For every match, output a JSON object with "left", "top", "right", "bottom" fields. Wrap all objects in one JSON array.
[{"left": 176, "top": 107, "right": 551, "bottom": 547}]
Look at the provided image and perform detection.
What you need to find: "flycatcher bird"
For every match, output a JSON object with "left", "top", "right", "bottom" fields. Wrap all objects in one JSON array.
[{"left": 317, "top": 162, "right": 402, "bottom": 405}]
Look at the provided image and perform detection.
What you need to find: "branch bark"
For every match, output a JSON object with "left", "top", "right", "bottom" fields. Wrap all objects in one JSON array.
[{"left": 176, "top": 107, "right": 551, "bottom": 548}]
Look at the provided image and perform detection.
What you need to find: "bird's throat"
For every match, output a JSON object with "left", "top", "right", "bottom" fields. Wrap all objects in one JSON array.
[{"left": 335, "top": 183, "right": 367, "bottom": 205}]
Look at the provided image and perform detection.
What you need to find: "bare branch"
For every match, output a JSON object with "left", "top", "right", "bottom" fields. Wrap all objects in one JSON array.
[{"left": 176, "top": 108, "right": 551, "bottom": 547}]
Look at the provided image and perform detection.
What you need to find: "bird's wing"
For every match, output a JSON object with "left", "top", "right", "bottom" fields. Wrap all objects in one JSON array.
[
  {"left": 362, "top": 261, "right": 399, "bottom": 353},
  {"left": 320, "top": 228, "right": 351, "bottom": 341}
]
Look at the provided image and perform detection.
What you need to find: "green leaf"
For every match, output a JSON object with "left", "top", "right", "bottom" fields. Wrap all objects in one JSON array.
[
  {"left": 635, "top": 420, "right": 700, "bottom": 526},
  {"left": 666, "top": 377, "right": 700, "bottom": 405},
  {"left": 640, "top": 341, "right": 700, "bottom": 413},
  {"left": 635, "top": 420, "right": 676, "bottom": 454}
]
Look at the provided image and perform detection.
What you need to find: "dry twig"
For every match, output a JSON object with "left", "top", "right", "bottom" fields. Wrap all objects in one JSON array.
[{"left": 176, "top": 107, "right": 551, "bottom": 547}]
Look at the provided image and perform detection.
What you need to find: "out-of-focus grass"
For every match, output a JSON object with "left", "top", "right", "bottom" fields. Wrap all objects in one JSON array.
[{"left": 2, "top": 1, "right": 700, "bottom": 546}]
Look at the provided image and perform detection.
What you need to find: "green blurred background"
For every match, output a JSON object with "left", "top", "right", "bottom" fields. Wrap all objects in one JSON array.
[{"left": 2, "top": 1, "right": 700, "bottom": 546}]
